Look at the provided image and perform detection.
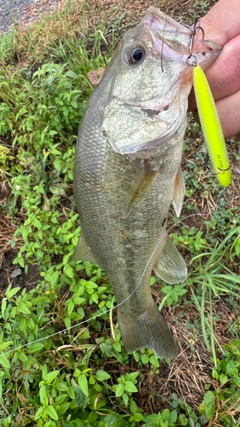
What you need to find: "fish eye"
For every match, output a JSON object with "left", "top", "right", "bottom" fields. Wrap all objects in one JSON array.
[{"left": 126, "top": 46, "right": 146, "bottom": 65}]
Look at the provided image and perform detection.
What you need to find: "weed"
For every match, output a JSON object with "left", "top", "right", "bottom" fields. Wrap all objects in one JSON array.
[
  {"left": 200, "top": 340, "right": 240, "bottom": 426},
  {"left": 188, "top": 222, "right": 240, "bottom": 366}
]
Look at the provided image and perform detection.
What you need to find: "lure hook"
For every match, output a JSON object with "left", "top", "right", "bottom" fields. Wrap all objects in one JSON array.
[{"left": 187, "top": 19, "right": 205, "bottom": 66}]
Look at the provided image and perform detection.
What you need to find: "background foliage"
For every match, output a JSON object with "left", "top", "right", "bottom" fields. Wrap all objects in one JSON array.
[{"left": 0, "top": 0, "right": 239, "bottom": 426}]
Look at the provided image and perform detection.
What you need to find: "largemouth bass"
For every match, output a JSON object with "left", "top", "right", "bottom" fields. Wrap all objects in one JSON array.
[{"left": 73, "top": 7, "right": 222, "bottom": 358}]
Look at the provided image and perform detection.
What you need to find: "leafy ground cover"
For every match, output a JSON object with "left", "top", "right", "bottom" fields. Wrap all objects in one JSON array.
[{"left": 0, "top": 0, "right": 239, "bottom": 426}]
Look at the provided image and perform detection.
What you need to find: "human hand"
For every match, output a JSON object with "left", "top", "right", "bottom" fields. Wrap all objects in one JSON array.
[{"left": 188, "top": 0, "right": 240, "bottom": 138}]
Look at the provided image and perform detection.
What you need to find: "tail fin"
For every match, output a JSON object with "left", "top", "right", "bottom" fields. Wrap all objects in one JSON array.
[{"left": 118, "top": 302, "right": 178, "bottom": 359}]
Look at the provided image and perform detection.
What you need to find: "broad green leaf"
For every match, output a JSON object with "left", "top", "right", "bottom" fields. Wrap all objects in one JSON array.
[
  {"left": 45, "top": 420, "right": 57, "bottom": 427},
  {"left": 161, "top": 286, "right": 172, "bottom": 294},
  {"left": 219, "top": 374, "right": 228, "bottom": 385},
  {"left": 64, "top": 317, "right": 71, "bottom": 329},
  {"left": 53, "top": 158, "right": 61, "bottom": 172},
  {"left": 20, "top": 317, "right": 27, "bottom": 333},
  {"left": 56, "top": 382, "right": 69, "bottom": 392},
  {"left": 67, "top": 386, "right": 75, "bottom": 400},
  {"left": 149, "top": 355, "right": 159, "bottom": 368},
  {"left": 0, "top": 341, "right": 13, "bottom": 352},
  {"left": 178, "top": 414, "right": 188, "bottom": 425},
  {"left": 17, "top": 302, "right": 31, "bottom": 315},
  {"left": 73, "top": 297, "right": 85, "bottom": 305},
  {"left": 74, "top": 368, "right": 81, "bottom": 377},
  {"left": 46, "top": 405, "right": 59, "bottom": 421},
  {"left": 45, "top": 370, "right": 60, "bottom": 384},
  {"left": 169, "top": 409, "right": 178, "bottom": 423},
  {"left": 1, "top": 298, "right": 7, "bottom": 318},
  {"left": 104, "top": 414, "right": 128, "bottom": 427},
  {"left": 127, "top": 371, "right": 140, "bottom": 381},
  {"left": 40, "top": 385, "right": 48, "bottom": 406},
  {"left": 130, "top": 400, "right": 138, "bottom": 413},
  {"left": 64, "top": 265, "right": 74, "bottom": 278},
  {"left": 49, "top": 183, "right": 66, "bottom": 196},
  {"left": 0, "top": 354, "right": 10, "bottom": 369},
  {"left": 144, "top": 414, "right": 160, "bottom": 422},
  {"left": 78, "top": 374, "right": 89, "bottom": 397},
  {"left": 124, "top": 381, "right": 138, "bottom": 393},
  {"left": 161, "top": 408, "right": 171, "bottom": 421},
  {"left": 131, "top": 412, "right": 144, "bottom": 422},
  {"left": 67, "top": 301, "right": 74, "bottom": 316},
  {"left": 141, "top": 354, "right": 148, "bottom": 364},
  {"left": 225, "top": 359, "right": 238, "bottom": 376},
  {"left": 6, "top": 286, "right": 20, "bottom": 299},
  {"left": 27, "top": 342, "right": 45, "bottom": 353},
  {"left": 123, "top": 392, "right": 128, "bottom": 406},
  {"left": 212, "top": 368, "right": 219, "bottom": 379},
  {"left": 34, "top": 406, "right": 44, "bottom": 420},
  {"left": 65, "top": 70, "right": 78, "bottom": 78},
  {"left": 32, "top": 218, "right": 42, "bottom": 228},
  {"left": 55, "top": 393, "right": 68, "bottom": 404},
  {"left": 96, "top": 370, "right": 111, "bottom": 382},
  {"left": 115, "top": 383, "right": 124, "bottom": 397},
  {"left": 58, "top": 401, "right": 70, "bottom": 416},
  {"left": 204, "top": 390, "right": 216, "bottom": 420}
]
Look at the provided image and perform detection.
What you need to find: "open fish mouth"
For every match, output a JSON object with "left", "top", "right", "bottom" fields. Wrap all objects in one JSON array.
[
  {"left": 143, "top": 7, "right": 222, "bottom": 62},
  {"left": 143, "top": 8, "right": 193, "bottom": 61}
]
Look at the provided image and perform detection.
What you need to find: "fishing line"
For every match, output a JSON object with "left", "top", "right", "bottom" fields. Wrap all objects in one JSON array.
[{"left": 1, "top": 204, "right": 220, "bottom": 358}]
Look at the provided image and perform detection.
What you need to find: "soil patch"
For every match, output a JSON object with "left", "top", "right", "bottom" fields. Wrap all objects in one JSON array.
[{"left": 0, "top": 0, "right": 66, "bottom": 34}]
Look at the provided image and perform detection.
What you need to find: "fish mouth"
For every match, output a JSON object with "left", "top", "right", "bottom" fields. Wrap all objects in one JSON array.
[
  {"left": 143, "top": 6, "right": 222, "bottom": 65},
  {"left": 143, "top": 7, "right": 192, "bottom": 61}
]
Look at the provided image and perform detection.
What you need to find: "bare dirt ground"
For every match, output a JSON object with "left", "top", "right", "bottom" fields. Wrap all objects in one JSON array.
[{"left": 0, "top": 0, "right": 66, "bottom": 34}]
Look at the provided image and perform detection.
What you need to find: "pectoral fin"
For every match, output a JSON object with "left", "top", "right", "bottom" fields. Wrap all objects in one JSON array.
[
  {"left": 153, "top": 235, "right": 187, "bottom": 284},
  {"left": 122, "top": 162, "right": 158, "bottom": 218},
  {"left": 172, "top": 166, "right": 185, "bottom": 217},
  {"left": 71, "top": 234, "right": 96, "bottom": 263}
]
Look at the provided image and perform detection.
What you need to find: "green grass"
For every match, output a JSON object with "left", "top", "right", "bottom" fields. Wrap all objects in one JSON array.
[{"left": 0, "top": 1, "right": 239, "bottom": 426}]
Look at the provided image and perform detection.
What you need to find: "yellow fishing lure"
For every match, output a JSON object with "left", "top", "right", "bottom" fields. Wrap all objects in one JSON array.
[{"left": 193, "top": 65, "right": 231, "bottom": 187}]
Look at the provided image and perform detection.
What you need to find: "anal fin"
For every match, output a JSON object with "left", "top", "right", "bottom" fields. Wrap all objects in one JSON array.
[{"left": 153, "top": 235, "right": 187, "bottom": 284}]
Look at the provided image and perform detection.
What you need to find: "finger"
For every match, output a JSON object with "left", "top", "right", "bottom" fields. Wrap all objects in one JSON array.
[
  {"left": 201, "top": 0, "right": 240, "bottom": 44},
  {"left": 216, "top": 90, "right": 240, "bottom": 138},
  {"left": 204, "top": 35, "right": 240, "bottom": 101}
]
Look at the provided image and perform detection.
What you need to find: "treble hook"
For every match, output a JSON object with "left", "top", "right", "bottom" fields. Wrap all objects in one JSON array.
[{"left": 187, "top": 19, "right": 205, "bottom": 66}]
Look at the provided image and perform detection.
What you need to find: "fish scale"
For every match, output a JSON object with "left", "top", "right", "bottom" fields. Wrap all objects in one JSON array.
[{"left": 73, "top": 7, "right": 222, "bottom": 358}]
